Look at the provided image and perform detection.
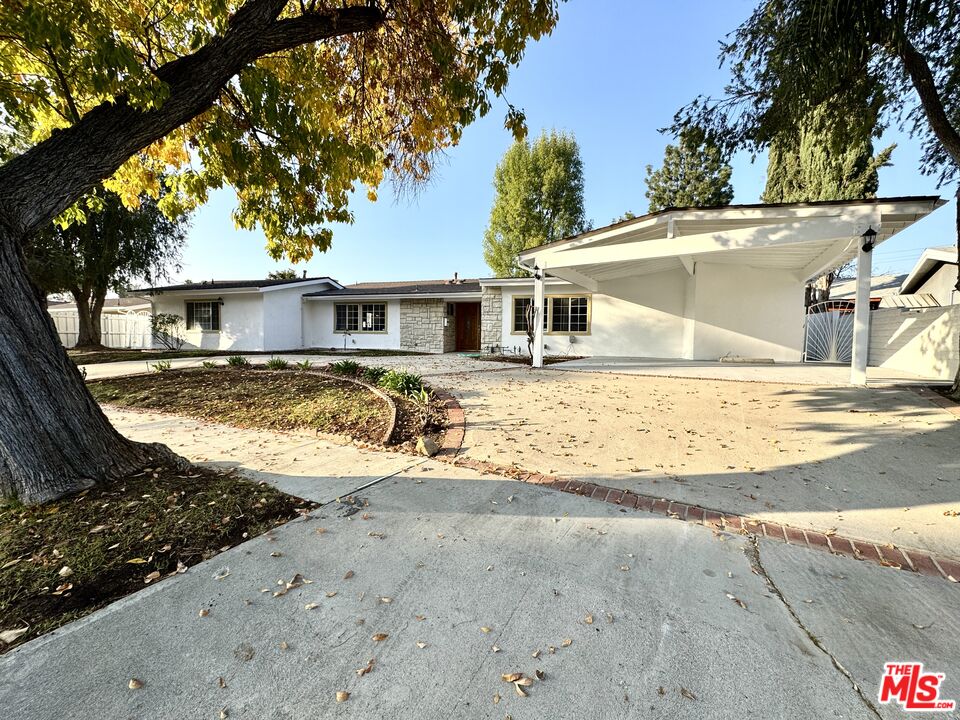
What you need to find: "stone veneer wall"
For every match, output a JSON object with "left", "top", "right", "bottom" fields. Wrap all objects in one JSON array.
[
  {"left": 442, "top": 305, "right": 456, "bottom": 352},
  {"left": 399, "top": 298, "right": 446, "bottom": 353},
  {"left": 480, "top": 286, "right": 502, "bottom": 352}
]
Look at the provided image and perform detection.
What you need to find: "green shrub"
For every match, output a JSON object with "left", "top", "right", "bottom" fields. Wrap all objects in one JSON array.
[
  {"left": 265, "top": 357, "right": 289, "bottom": 370},
  {"left": 378, "top": 368, "right": 423, "bottom": 397},
  {"left": 201, "top": 360, "right": 218, "bottom": 369},
  {"left": 295, "top": 359, "right": 313, "bottom": 371},
  {"left": 150, "top": 360, "right": 172, "bottom": 373},
  {"left": 361, "top": 365, "right": 387, "bottom": 384},
  {"left": 329, "top": 359, "right": 361, "bottom": 376},
  {"left": 226, "top": 355, "right": 250, "bottom": 367}
]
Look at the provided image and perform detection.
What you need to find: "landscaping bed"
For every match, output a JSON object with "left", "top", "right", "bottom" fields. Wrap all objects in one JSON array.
[
  {"left": 478, "top": 354, "right": 586, "bottom": 366},
  {"left": 69, "top": 348, "right": 426, "bottom": 365},
  {"left": 0, "top": 463, "right": 312, "bottom": 653},
  {"left": 87, "top": 365, "right": 447, "bottom": 450}
]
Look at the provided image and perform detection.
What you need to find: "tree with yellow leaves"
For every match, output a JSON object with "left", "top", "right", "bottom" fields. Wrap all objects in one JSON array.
[{"left": 0, "top": 0, "right": 562, "bottom": 502}]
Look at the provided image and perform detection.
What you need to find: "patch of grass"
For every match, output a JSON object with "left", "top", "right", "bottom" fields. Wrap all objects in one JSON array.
[
  {"left": 226, "top": 355, "right": 250, "bottom": 368},
  {"left": 89, "top": 369, "right": 391, "bottom": 442},
  {"left": 150, "top": 359, "right": 172, "bottom": 372},
  {"left": 265, "top": 357, "right": 289, "bottom": 370},
  {"left": 0, "top": 464, "right": 311, "bottom": 653},
  {"left": 361, "top": 365, "right": 387, "bottom": 384},
  {"left": 329, "top": 359, "right": 361, "bottom": 376},
  {"left": 69, "top": 348, "right": 428, "bottom": 365},
  {"left": 378, "top": 368, "right": 424, "bottom": 396}
]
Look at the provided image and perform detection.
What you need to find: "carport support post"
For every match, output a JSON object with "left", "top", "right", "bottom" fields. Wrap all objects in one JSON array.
[
  {"left": 533, "top": 266, "right": 545, "bottom": 368},
  {"left": 850, "top": 237, "right": 873, "bottom": 385}
]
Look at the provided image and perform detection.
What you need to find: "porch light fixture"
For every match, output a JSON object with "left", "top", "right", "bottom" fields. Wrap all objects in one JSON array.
[{"left": 860, "top": 226, "right": 877, "bottom": 253}]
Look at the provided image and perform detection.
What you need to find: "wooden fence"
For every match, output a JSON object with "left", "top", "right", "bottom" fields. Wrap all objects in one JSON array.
[{"left": 50, "top": 311, "right": 153, "bottom": 349}]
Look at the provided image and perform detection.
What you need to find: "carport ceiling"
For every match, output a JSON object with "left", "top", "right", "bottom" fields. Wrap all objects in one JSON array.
[{"left": 518, "top": 197, "right": 945, "bottom": 286}]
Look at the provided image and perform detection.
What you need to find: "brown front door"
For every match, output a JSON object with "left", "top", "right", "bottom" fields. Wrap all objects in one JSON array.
[{"left": 454, "top": 302, "right": 481, "bottom": 351}]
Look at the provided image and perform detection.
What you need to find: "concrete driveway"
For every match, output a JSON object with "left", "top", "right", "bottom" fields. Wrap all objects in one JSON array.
[
  {"left": 427, "top": 365, "right": 960, "bottom": 560},
  {"left": 3, "top": 440, "right": 957, "bottom": 720}
]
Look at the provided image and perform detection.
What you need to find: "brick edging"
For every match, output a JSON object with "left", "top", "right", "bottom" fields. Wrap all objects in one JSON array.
[
  {"left": 434, "top": 454, "right": 959, "bottom": 584},
  {"left": 433, "top": 390, "right": 465, "bottom": 457},
  {"left": 910, "top": 386, "right": 960, "bottom": 417}
]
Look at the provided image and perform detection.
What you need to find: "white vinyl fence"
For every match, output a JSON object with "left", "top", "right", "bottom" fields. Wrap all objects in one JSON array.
[{"left": 50, "top": 311, "right": 153, "bottom": 349}]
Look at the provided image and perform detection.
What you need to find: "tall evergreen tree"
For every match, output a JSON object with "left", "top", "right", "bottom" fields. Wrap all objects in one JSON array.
[
  {"left": 483, "top": 130, "right": 587, "bottom": 277},
  {"left": 762, "top": 104, "right": 894, "bottom": 203},
  {"left": 645, "top": 126, "right": 734, "bottom": 213},
  {"left": 761, "top": 99, "right": 894, "bottom": 301}
]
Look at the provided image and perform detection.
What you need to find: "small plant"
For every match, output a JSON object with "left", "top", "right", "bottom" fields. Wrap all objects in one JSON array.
[
  {"left": 295, "top": 359, "right": 313, "bottom": 371},
  {"left": 378, "top": 368, "right": 423, "bottom": 397},
  {"left": 201, "top": 360, "right": 218, "bottom": 369},
  {"left": 329, "top": 359, "right": 361, "bottom": 376},
  {"left": 226, "top": 355, "right": 250, "bottom": 367},
  {"left": 150, "top": 360, "right": 172, "bottom": 373},
  {"left": 362, "top": 365, "right": 387, "bottom": 384},
  {"left": 265, "top": 357, "right": 290, "bottom": 370},
  {"left": 150, "top": 313, "right": 185, "bottom": 351}
]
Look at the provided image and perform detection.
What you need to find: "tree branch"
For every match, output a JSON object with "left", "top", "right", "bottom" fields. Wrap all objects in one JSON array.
[
  {"left": 0, "top": 0, "right": 385, "bottom": 238},
  {"left": 894, "top": 35, "right": 960, "bottom": 168}
]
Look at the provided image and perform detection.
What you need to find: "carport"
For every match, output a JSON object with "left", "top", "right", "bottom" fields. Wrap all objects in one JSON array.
[{"left": 517, "top": 196, "right": 945, "bottom": 384}]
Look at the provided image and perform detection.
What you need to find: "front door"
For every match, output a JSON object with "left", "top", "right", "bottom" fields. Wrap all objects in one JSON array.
[{"left": 455, "top": 302, "right": 481, "bottom": 351}]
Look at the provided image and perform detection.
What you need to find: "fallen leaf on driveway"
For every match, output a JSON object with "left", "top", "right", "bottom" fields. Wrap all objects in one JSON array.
[
  {"left": 912, "top": 623, "right": 933, "bottom": 630},
  {"left": 198, "top": 609, "right": 209, "bottom": 617},
  {"left": 372, "top": 633, "right": 388, "bottom": 642},
  {"left": 0, "top": 626, "right": 29, "bottom": 644},
  {"left": 416, "top": 641, "right": 427, "bottom": 649},
  {"left": 480, "top": 626, "right": 492, "bottom": 634},
  {"left": 680, "top": 687, "right": 697, "bottom": 700},
  {"left": 326, "top": 591, "right": 337, "bottom": 598},
  {"left": 128, "top": 678, "right": 143, "bottom": 690},
  {"left": 335, "top": 691, "right": 349, "bottom": 703},
  {"left": 584, "top": 614, "right": 593, "bottom": 625},
  {"left": 493, "top": 692, "right": 501, "bottom": 704},
  {"left": 343, "top": 570, "right": 354, "bottom": 580},
  {"left": 356, "top": 658, "right": 375, "bottom": 676},
  {"left": 501, "top": 673, "right": 523, "bottom": 683},
  {"left": 725, "top": 593, "right": 747, "bottom": 609},
  {"left": 304, "top": 603, "right": 319, "bottom": 610},
  {"left": 535, "top": 669, "right": 545, "bottom": 680},
  {"left": 561, "top": 638, "right": 572, "bottom": 647}
]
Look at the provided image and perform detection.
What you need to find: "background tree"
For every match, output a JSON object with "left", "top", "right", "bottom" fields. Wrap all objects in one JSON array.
[
  {"left": 645, "top": 126, "right": 734, "bottom": 212},
  {"left": 673, "top": 0, "right": 960, "bottom": 392},
  {"left": 267, "top": 268, "right": 299, "bottom": 280},
  {"left": 25, "top": 191, "right": 187, "bottom": 348},
  {"left": 483, "top": 129, "right": 587, "bottom": 277},
  {"left": 762, "top": 99, "right": 895, "bottom": 301},
  {"left": 0, "top": 0, "right": 561, "bottom": 503}
]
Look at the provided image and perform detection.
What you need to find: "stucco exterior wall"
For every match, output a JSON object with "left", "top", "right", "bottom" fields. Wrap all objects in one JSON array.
[
  {"left": 869, "top": 305, "right": 959, "bottom": 380},
  {"left": 496, "top": 270, "right": 689, "bottom": 358},
  {"left": 151, "top": 292, "right": 264, "bottom": 351},
  {"left": 399, "top": 299, "right": 446, "bottom": 353},
  {"left": 302, "top": 299, "right": 401, "bottom": 350},
  {"left": 480, "top": 287, "right": 503, "bottom": 351},
  {"left": 912, "top": 263, "right": 959, "bottom": 306},
  {"left": 261, "top": 286, "right": 309, "bottom": 350},
  {"left": 691, "top": 263, "right": 805, "bottom": 362}
]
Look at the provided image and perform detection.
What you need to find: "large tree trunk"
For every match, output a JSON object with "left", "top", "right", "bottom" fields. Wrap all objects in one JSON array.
[
  {"left": 0, "top": 226, "right": 176, "bottom": 502},
  {"left": 72, "top": 289, "right": 106, "bottom": 349},
  {"left": 950, "top": 186, "right": 960, "bottom": 398},
  {"left": 0, "top": 2, "right": 383, "bottom": 503}
]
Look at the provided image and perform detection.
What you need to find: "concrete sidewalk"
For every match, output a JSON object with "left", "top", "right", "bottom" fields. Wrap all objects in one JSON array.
[{"left": 4, "top": 459, "right": 957, "bottom": 719}]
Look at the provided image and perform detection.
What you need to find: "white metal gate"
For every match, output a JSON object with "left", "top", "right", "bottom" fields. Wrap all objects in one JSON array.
[{"left": 803, "top": 300, "right": 854, "bottom": 363}]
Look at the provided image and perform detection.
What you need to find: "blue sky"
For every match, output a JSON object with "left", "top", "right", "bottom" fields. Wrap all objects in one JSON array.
[{"left": 175, "top": 0, "right": 956, "bottom": 286}]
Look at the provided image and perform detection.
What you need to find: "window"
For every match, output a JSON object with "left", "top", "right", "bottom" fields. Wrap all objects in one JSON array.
[
  {"left": 512, "top": 295, "right": 590, "bottom": 335},
  {"left": 551, "top": 296, "right": 589, "bottom": 333},
  {"left": 445, "top": 303, "right": 456, "bottom": 317},
  {"left": 335, "top": 303, "right": 386, "bottom": 332},
  {"left": 185, "top": 301, "right": 220, "bottom": 331},
  {"left": 512, "top": 297, "right": 546, "bottom": 334}
]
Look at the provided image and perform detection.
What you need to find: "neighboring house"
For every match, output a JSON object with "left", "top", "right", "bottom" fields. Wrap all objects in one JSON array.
[
  {"left": 899, "top": 246, "right": 958, "bottom": 306},
  {"left": 48, "top": 295, "right": 153, "bottom": 348},
  {"left": 146, "top": 277, "right": 342, "bottom": 351},
  {"left": 140, "top": 197, "right": 946, "bottom": 363}
]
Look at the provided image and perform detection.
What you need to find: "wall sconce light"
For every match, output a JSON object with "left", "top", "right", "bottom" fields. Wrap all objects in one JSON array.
[{"left": 861, "top": 226, "right": 877, "bottom": 253}]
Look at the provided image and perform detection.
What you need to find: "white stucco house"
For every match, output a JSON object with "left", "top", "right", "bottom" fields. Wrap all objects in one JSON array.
[{"left": 143, "top": 196, "right": 946, "bottom": 382}]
